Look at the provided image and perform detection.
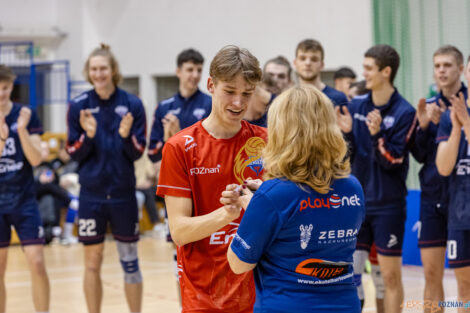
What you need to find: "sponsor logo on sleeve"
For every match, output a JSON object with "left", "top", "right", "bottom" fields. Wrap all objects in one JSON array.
[
  {"left": 73, "top": 93, "right": 89, "bottom": 103},
  {"left": 234, "top": 233, "right": 251, "bottom": 250},
  {"left": 183, "top": 135, "right": 197, "bottom": 151},
  {"left": 168, "top": 108, "right": 181, "bottom": 115},
  {"left": 160, "top": 97, "right": 175, "bottom": 106}
]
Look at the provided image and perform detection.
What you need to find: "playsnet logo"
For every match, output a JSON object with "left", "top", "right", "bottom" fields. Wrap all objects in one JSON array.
[{"left": 299, "top": 194, "right": 361, "bottom": 211}]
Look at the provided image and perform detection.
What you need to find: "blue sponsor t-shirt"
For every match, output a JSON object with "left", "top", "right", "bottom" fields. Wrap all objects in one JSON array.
[
  {"left": 231, "top": 176, "right": 365, "bottom": 313},
  {"left": 437, "top": 109, "right": 470, "bottom": 230},
  {"left": 0, "top": 103, "right": 43, "bottom": 212}
]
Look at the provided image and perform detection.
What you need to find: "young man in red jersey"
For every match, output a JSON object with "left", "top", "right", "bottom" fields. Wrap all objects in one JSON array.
[{"left": 157, "top": 45, "right": 267, "bottom": 313}]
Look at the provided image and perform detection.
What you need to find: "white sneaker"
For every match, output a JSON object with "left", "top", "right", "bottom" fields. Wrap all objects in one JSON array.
[
  {"left": 152, "top": 224, "right": 166, "bottom": 239},
  {"left": 60, "top": 236, "right": 78, "bottom": 245}
]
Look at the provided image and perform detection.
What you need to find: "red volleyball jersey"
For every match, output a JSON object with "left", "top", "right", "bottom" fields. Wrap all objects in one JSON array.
[{"left": 157, "top": 120, "right": 267, "bottom": 313}]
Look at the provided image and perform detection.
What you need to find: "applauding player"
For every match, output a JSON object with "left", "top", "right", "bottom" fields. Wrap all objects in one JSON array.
[
  {"left": 436, "top": 55, "right": 470, "bottom": 312},
  {"left": 0, "top": 65, "right": 50, "bottom": 313},
  {"left": 67, "top": 44, "right": 147, "bottom": 313},
  {"left": 336, "top": 45, "right": 416, "bottom": 313}
]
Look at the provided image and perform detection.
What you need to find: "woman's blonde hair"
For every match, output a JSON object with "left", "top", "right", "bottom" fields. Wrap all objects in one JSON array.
[
  {"left": 83, "top": 43, "right": 122, "bottom": 86},
  {"left": 263, "top": 85, "right": 350, "bottom": 194}
]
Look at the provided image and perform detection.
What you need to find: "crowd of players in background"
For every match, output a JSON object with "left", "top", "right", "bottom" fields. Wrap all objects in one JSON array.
[{"left": 0, "top": 38, "right": 469, "bottom": 313}]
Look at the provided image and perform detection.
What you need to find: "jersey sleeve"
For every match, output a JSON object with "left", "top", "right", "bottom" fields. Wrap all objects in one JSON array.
[
  {"left": 343, "top": 102, "right": 357, "bottom": 163},
  {"left": 148, "top": 104, "right": 166, "bottom": 162},
  {"left": 156, "top": 142, "right": 192, "bottom": 198},
  {"left": 372, "top": 109, "right": 417, "bottom": 170},
  {"left": 122, "top": 99, "right": 146, "bottom": 161},
  {"left": 27, "top": 108, "right": 44, "bottom": 135},
  {"left": 66, "top": 102, "right": 94, "bottom": 163},
  {"left": 230, "top": 191, "right": 283, "bottom": 264},
  {"left": 410, "top": 122, "right": 431, "bottom": 164},
  {"left": 436, "top": 111, "right": 452, "bottom": 143},
  {"left": 335, "top": 91, "right": 350, "bottom": 107}
]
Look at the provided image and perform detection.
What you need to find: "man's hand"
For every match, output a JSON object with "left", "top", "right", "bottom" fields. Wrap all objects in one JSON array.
[
  {"left": 220, "top": 178, "right": 262, "bottom": 213},
  {"left": 79, "top": 109, "right": 97, "bottom": 138},
  {"left": 162, "top": 113, "right": 181, "bottom": 141},
  {"left": 119, "top": 112, "right": 134, "bottom": 138},
  {"left": 416, "top": 98, "right": 431, "bottom": 130},
  {"left": 335, "top": 106, "right": 353, "bottom": 133},
  {"left": 449, "top": 106, "right": 462, "bottom": 130},
  {"left": 244, "top": 178, "right": 262, "bottom": 191},
  {"left": 17, "top": 107, "right": 31, "bottom": 131},
  {"left": 428, "top": 99, "right": 447, "bottom": 125},
  {"left": 366, "top": 109, "right": 382, "bottom": 136},
  {"left": 449, "top": 92, "right": 470, "bottom": 128},
  {"left": 0, "top": 113, "right": 9, "bottom": 140},
  {"left": 220, "top": 184, "right": 243, "bottom": 220}
]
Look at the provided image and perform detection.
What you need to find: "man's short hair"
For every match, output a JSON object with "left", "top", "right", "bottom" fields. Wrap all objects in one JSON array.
[
  {"left": 350, "top": 80, "right": 368, "bottom": 96},
  {"left": 0, "top": 64, "right": 16, "bottom": 82},
  {"left": 365, "top": 44, "right": 400, "bottom": 83},
  {"left": 177, "top": 49, "right": 204, "bottom": 67},
  {"left": 334, "top": 67, "right": 356, "bottom": 80},
  {"left": 433, "top": 45, "right": 464, "bottom": 66},
  {"left": 261, "top": 73, "right": 281, "bottom": 95},
  {"left": 264, "top": 56, "right": 292, "bottom": 80},
  {"left": 295, "top": 39, "right": 324, "bottom": 60},
  {"left": 209, "top": 45, "right": 262, "bottom": 85}
]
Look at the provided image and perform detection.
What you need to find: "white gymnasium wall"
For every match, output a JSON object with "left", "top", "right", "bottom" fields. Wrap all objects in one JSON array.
[{"left": 0, "top": 0, "right": 373, "bottom": 132}]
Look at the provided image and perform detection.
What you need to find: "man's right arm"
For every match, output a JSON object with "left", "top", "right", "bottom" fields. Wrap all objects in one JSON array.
[
  {"left": 436, "top": 109, "right": 461, "bottom": 176},
  {"left": 148, "top": 105, "right": 165, "bottom": 162},
  {"left": 410, "top": 99, "right": 431, "bottom": 163},
  {"left": 0, "top": 114, "right": 8, "bottom": 156},
  {"left": 66, "top": 103, "right": 94, "bottom": 163},
  {"left": 0, "top": 139, "right": 6, "bottom": 156},
  {"left": 165, "top": 195, "right": 239, "bottom": 246}
]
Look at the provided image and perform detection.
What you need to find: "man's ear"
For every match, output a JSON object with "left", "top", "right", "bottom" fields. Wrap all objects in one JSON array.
[
  {"left": 207, "top": 77, "right": 215, "bottom": 94},
  {"left": 382, "top": 66, "right": 392, "bottom": 80},
  {"left": 176, "top": 66, "right": 182, "bottom": 79}
]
